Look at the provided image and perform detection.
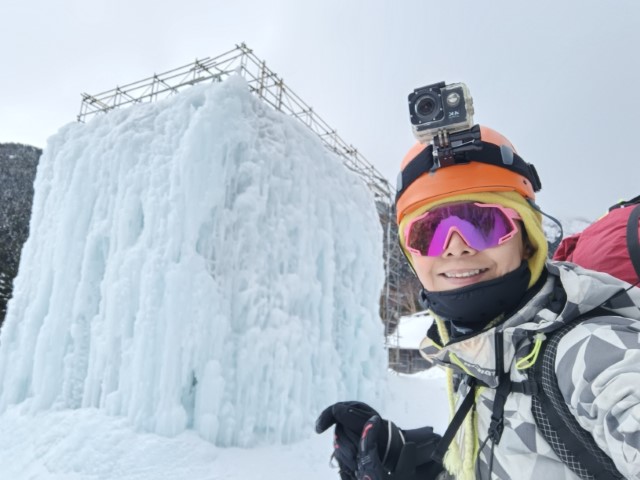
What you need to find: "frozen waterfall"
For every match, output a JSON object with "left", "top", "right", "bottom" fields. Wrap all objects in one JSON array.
[{"left": 0, "top": 76, "right": 387, "bottom": 447}]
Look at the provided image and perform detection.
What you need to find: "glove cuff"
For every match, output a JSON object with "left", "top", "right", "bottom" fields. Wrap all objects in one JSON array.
[{"left": 380, "top": 420, "right": 406, "bottom": 471}]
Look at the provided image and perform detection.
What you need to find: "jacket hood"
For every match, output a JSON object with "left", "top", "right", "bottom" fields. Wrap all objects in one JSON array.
[{"left": 419, "top": 261, "right": 640, "bottom": 387}]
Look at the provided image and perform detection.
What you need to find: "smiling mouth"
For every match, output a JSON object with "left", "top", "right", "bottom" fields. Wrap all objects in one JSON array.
[{"left": 442, "top": 268, "right": 489, "bottom": 279}]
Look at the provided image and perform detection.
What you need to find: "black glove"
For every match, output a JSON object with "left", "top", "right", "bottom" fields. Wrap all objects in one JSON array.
[
  {"left": 316, "top": 401, "right": 445, "bottom": 480},
  {"left": 315, "top": 401, "right": 382, "bottom": 479},
  {"left": 357, "top": 416, "right": 445, "bottom": 480},
  {"left": 356, "top": 414, "right": 394, "bottom": 479}
]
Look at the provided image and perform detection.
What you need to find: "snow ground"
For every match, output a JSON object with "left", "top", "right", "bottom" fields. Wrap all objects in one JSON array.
[{"left": 0, "top": 369, "right": 447, "bottom": 480}]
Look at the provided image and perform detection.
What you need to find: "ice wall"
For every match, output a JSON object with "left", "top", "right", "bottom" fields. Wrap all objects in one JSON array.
[{"left": 0, "top": 77, "right": 387, "bottom": 446}]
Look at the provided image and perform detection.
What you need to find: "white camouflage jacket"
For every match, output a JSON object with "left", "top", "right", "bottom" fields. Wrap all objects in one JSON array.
[{"left": 420, "top": 261, "right": 640, "bottom": 479}]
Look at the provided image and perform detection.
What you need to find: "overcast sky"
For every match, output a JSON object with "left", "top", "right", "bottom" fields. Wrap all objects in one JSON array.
[{"left": 1, "top": 0, "right": 639, "bottom": 220}]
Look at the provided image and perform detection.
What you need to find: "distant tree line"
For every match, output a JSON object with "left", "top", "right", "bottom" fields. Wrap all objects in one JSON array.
[{"left": 0, "top": 143, "right": 40, "bottom": 326}]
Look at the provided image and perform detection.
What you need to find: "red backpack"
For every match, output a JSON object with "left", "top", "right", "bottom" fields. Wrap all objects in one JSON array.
[{"left": 553, "top": 195, "right": 640, "bottom": 285}]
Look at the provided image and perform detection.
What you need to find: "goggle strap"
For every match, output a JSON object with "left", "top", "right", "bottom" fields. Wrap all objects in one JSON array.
[{"left": 396, "top": 145, "right": 432, "bottom": 197}]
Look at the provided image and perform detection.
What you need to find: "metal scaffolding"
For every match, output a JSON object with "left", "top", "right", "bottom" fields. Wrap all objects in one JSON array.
[{"left": 78, "top": 42, "right": 407, "bottom": 338}]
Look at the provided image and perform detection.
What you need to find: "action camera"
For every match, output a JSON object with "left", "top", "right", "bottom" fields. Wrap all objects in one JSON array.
[{"left": 408, "top": 81, "right": 474, "bottom": 143}]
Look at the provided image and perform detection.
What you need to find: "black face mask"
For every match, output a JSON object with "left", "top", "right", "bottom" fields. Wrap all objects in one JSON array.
[{"left": 419, "top": 261, "right": 531, "bottom": 334}]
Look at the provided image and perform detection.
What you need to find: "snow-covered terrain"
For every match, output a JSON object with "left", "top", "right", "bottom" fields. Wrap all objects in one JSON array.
[
  {"left": 387, "top": 312, "right": 433, "bottom": 349},
  {"left": 0, "top": 77, "right": 452, "bottom": 479},
  {"left": 0, "top": 370, "right": 448, "bottom": 480}
]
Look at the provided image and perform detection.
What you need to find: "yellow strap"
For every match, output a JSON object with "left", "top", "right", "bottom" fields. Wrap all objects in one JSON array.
[{"left": 515, "top": 332, "right": 546, "bottom": 370}]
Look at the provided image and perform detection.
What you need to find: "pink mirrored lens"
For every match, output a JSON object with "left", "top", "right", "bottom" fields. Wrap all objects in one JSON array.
[
  {"left": 405, "top": 203, "right": 518, "bottom": 256},
  {"left": 426, "top": 214, "right": 509, "bottom": 255}
]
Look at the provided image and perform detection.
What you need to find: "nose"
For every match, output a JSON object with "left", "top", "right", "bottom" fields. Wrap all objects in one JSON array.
[{"left": 443, "top": 231, "right": 476, "bottom": 257}]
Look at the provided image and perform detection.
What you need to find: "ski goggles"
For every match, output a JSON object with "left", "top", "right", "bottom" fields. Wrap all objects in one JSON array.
[{"left": 403, "top": 202, "right": 522, "bottom": 257}]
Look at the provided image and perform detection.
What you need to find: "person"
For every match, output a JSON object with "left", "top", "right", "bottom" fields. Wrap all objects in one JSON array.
[{"left": 316, "top": 125, "right": 640, "bottom": 479}]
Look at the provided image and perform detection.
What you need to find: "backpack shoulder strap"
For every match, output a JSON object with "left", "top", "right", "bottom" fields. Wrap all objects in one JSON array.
[
  {"left": 531, "top": 309, "right": 624, "bottom": 479},
  {"left": 626, "top": 203, "right": 640, "bottom": 281},
  {"left": 609, "top": 193, "right": 640, "bottom": 211}
]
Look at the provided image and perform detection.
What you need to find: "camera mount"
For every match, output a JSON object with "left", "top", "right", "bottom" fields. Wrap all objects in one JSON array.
[{"left": 431, "top": 125, "right": 483, "bottom": 170}]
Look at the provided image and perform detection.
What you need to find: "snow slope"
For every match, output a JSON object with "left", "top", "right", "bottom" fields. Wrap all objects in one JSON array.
[{"left": 0, "top": 370, "right": 448, "bottom": 480}]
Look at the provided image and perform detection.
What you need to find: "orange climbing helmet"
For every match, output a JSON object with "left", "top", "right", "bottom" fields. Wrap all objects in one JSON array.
[{"left": 395, "top": 125, "right": 541, "bottom": 224}]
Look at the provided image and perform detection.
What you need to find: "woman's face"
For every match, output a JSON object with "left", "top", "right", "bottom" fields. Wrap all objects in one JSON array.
[{"left": 410, "top": 227, "right": 527, "bottom": 292}]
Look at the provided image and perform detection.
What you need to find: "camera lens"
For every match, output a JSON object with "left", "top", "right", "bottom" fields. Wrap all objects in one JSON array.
[{"left": 414, "top": 94, "right": 440, "bottom": 120}]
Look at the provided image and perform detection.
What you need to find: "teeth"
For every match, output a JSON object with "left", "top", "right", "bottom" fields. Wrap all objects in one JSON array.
[{"left": 444, "top": 269, "right": 483, "bottom": 278}]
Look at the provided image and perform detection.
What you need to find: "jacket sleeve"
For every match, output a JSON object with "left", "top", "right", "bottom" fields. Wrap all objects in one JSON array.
[{"left": 555, "top": 315, "right": 640, "bottom": 479}]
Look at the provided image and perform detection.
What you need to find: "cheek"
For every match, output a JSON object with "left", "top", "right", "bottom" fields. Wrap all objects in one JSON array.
[
  {"left": 494, "top": 240, "right": 525, "bottom": 275},
  {"left": 498, "top": 257, "right": 522, "bottom": 276},
  {"left": 410, "top": 255, "right": 437, "bottom": 290}
]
